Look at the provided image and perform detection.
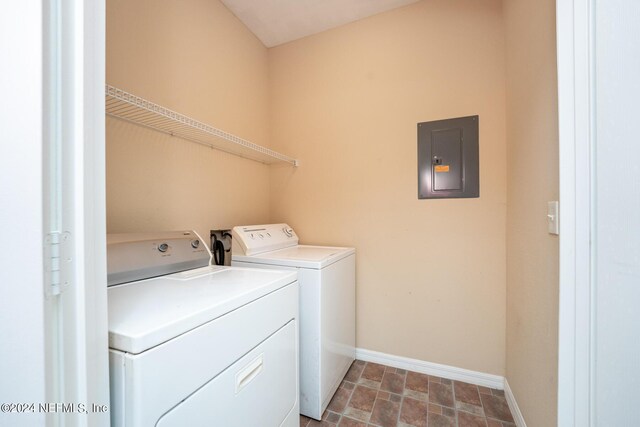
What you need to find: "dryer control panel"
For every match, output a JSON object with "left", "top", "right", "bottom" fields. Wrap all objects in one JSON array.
[
  {"left": 107, "top": 231, "right": 211, "bottom": 286},
  {"left": 232, "top": 224, "right": 299, "bottom": 256}
]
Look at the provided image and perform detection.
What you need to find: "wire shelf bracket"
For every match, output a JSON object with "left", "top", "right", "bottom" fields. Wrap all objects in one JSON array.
[{"left": 105, "top": 85, "right": 298, "bottom": 166}]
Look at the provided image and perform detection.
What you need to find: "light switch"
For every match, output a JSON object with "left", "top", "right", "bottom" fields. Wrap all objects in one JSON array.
[{"left": 547, "top": 201, "right": 559, "bottom": 235}]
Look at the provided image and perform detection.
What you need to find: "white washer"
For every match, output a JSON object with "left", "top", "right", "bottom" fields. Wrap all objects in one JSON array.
[
  {"left": 107, "top": 231, "right": 299, "bottom": 427},
  {"left": 231, "top": 224, "right": 355, "bottom": 420}
]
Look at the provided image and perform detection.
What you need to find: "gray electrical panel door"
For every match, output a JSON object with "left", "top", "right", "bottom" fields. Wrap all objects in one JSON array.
[{"left": 417, "top": 116, "right": 479, "bottom": 199}]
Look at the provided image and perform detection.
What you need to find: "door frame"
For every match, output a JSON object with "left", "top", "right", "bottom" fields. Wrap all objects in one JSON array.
[
  {"left": 44, "top": 0, "right": 109, "bottom": 425},
  {"left": 556, "top": 0, "right": 594, "bottom": 425}
]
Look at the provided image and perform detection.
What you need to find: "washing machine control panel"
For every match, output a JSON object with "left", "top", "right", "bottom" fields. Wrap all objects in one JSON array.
[{"left": 232, "top": 224, "right": 299, "bottom": 256}]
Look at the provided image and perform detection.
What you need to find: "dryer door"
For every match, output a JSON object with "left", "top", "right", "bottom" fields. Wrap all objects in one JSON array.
[{"left": 156, "top": 320, "right": 298, "bottom": 427}]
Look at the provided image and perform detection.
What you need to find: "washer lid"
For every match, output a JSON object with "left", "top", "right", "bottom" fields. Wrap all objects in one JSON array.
[
  {"left": 107, "top": 266, "right": 297, "bottom": 354},
  {"left": 233, "top": 245, "right": 355, "bottom": 269}
]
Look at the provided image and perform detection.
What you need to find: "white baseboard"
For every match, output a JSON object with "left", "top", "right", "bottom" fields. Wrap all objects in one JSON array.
[
  {"left": 355, "top": 348, "right": 527, "bottom": 426},
  {"left": 504, "top": 379, "right": 527, "bottom": 427},
  {"left": 355, "top": 348, "right": 504, "bottom": 390}
]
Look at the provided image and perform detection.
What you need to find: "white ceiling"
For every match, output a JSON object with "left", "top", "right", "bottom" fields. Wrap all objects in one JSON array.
[{"left": 220, "top": 0, "right": 420, "bottom": 47}]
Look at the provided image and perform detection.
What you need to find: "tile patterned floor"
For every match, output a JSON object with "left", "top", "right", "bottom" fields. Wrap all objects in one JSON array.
[{"left": 300, "top": 360, "right": 516, "bottom": 427}]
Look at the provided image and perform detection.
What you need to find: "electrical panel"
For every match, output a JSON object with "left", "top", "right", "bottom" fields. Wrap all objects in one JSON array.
[{"left": 417, "top": 115, "right": 479, "bottom": 199}]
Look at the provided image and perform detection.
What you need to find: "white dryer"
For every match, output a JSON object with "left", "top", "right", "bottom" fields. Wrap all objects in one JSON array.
[
  {"left": 231, "top": 224, "right": 355, "bottom": 420},
  {"left": 107, "top": 231, "right": 299, "bottom": 427}
]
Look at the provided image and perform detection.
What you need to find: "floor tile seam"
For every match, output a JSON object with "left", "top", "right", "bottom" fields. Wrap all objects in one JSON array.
[
  {"left": 394, "top": 392, "right": 405, "bottom": 427},
  {"left": 369, "top": 372, "right": 398, "bottom": 427},
  {"left": 451, "top": 379, "right": 460, "bottom": 427},
  {"left": 456, "top": 411, "right": 491, "bottom": 427},
  {"left": 370, "top": 375, "right": 386, "bottom": 427},
  {"left": 432, "top": 379, "right": 455, "bottom": 411},
  {"left": 478, "top": 389, "right": 488, "bottom": 416},
  {"left": 395, "top": 370, "right": 409, "bottom": 427},
  {"left": 485, "top": 415, "right": 509, "bottom": 425},
  {"left": 340, "top": 414, "right": 363, "bottom": 426},
  {"left": 402, "top": 393, "right": 434, "bottom": 427},
  {"left": 335, "top": 379, "right": 358, "bottom": 425},
  {"left": 479, "top": 391, "right": 510, "bottom": 423},
  {"left": 345, "top": 368, "right": 379, "bottom": 424},
  {"left": 326, "top": 409, "right": 342, "bottom": 426},
  {"left": 369, "top": 388, "right": 380, "bottom": 425},
  {"left": 342, "top": 377, "right": 361, "bottom": 417},
  {"left": 455, "top": 404, "right": 486, "bottom": 415},
  {"left": 454, "top": 381, "right": 489, "bottom": 426},
  {"left": 472, "top": 382, "right": 491, "bottom": 421},
  {"left": 452, "top": 380, "right": 488, "bottom": 427}
]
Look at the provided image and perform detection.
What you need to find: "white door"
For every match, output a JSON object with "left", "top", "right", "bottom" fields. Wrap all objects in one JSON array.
[
  {"left": 557, "top": 0, "right": 640, "bottom": 425},
  {"left": 590, "top": 1, "right": 640, "bottom": 424},
  {"left": 0, "top": 1, "right": 108, "bottom": 426},
  {"left": 0, "top": 4, "right": 49, "bottom": 426}
]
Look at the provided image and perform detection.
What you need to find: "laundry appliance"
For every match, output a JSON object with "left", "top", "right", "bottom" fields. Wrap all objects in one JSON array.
[
  {"left": 107, "top": 231, "right": 299, "bottom": 426},
  {"left": 231, "top": 224, "right": 355, "bottom": 420}
]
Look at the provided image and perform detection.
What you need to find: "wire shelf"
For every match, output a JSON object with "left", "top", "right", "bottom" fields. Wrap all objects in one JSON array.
[{"left": 105, "top": 85, "right": 298, "bottom": 166}]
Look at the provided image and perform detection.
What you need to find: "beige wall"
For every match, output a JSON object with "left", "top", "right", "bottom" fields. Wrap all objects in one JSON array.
[
  {"left": 504, "top": 0, "right": 559, "bottom": 425},
  {"left": 268, "top": 0, "right": 507, "bottom": 375},
  {"left": 106, "top": 0, "right": 271, "bottom": 240},
  {"left": 107, "top": 4, "right": 561, "bottom": 416}
]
